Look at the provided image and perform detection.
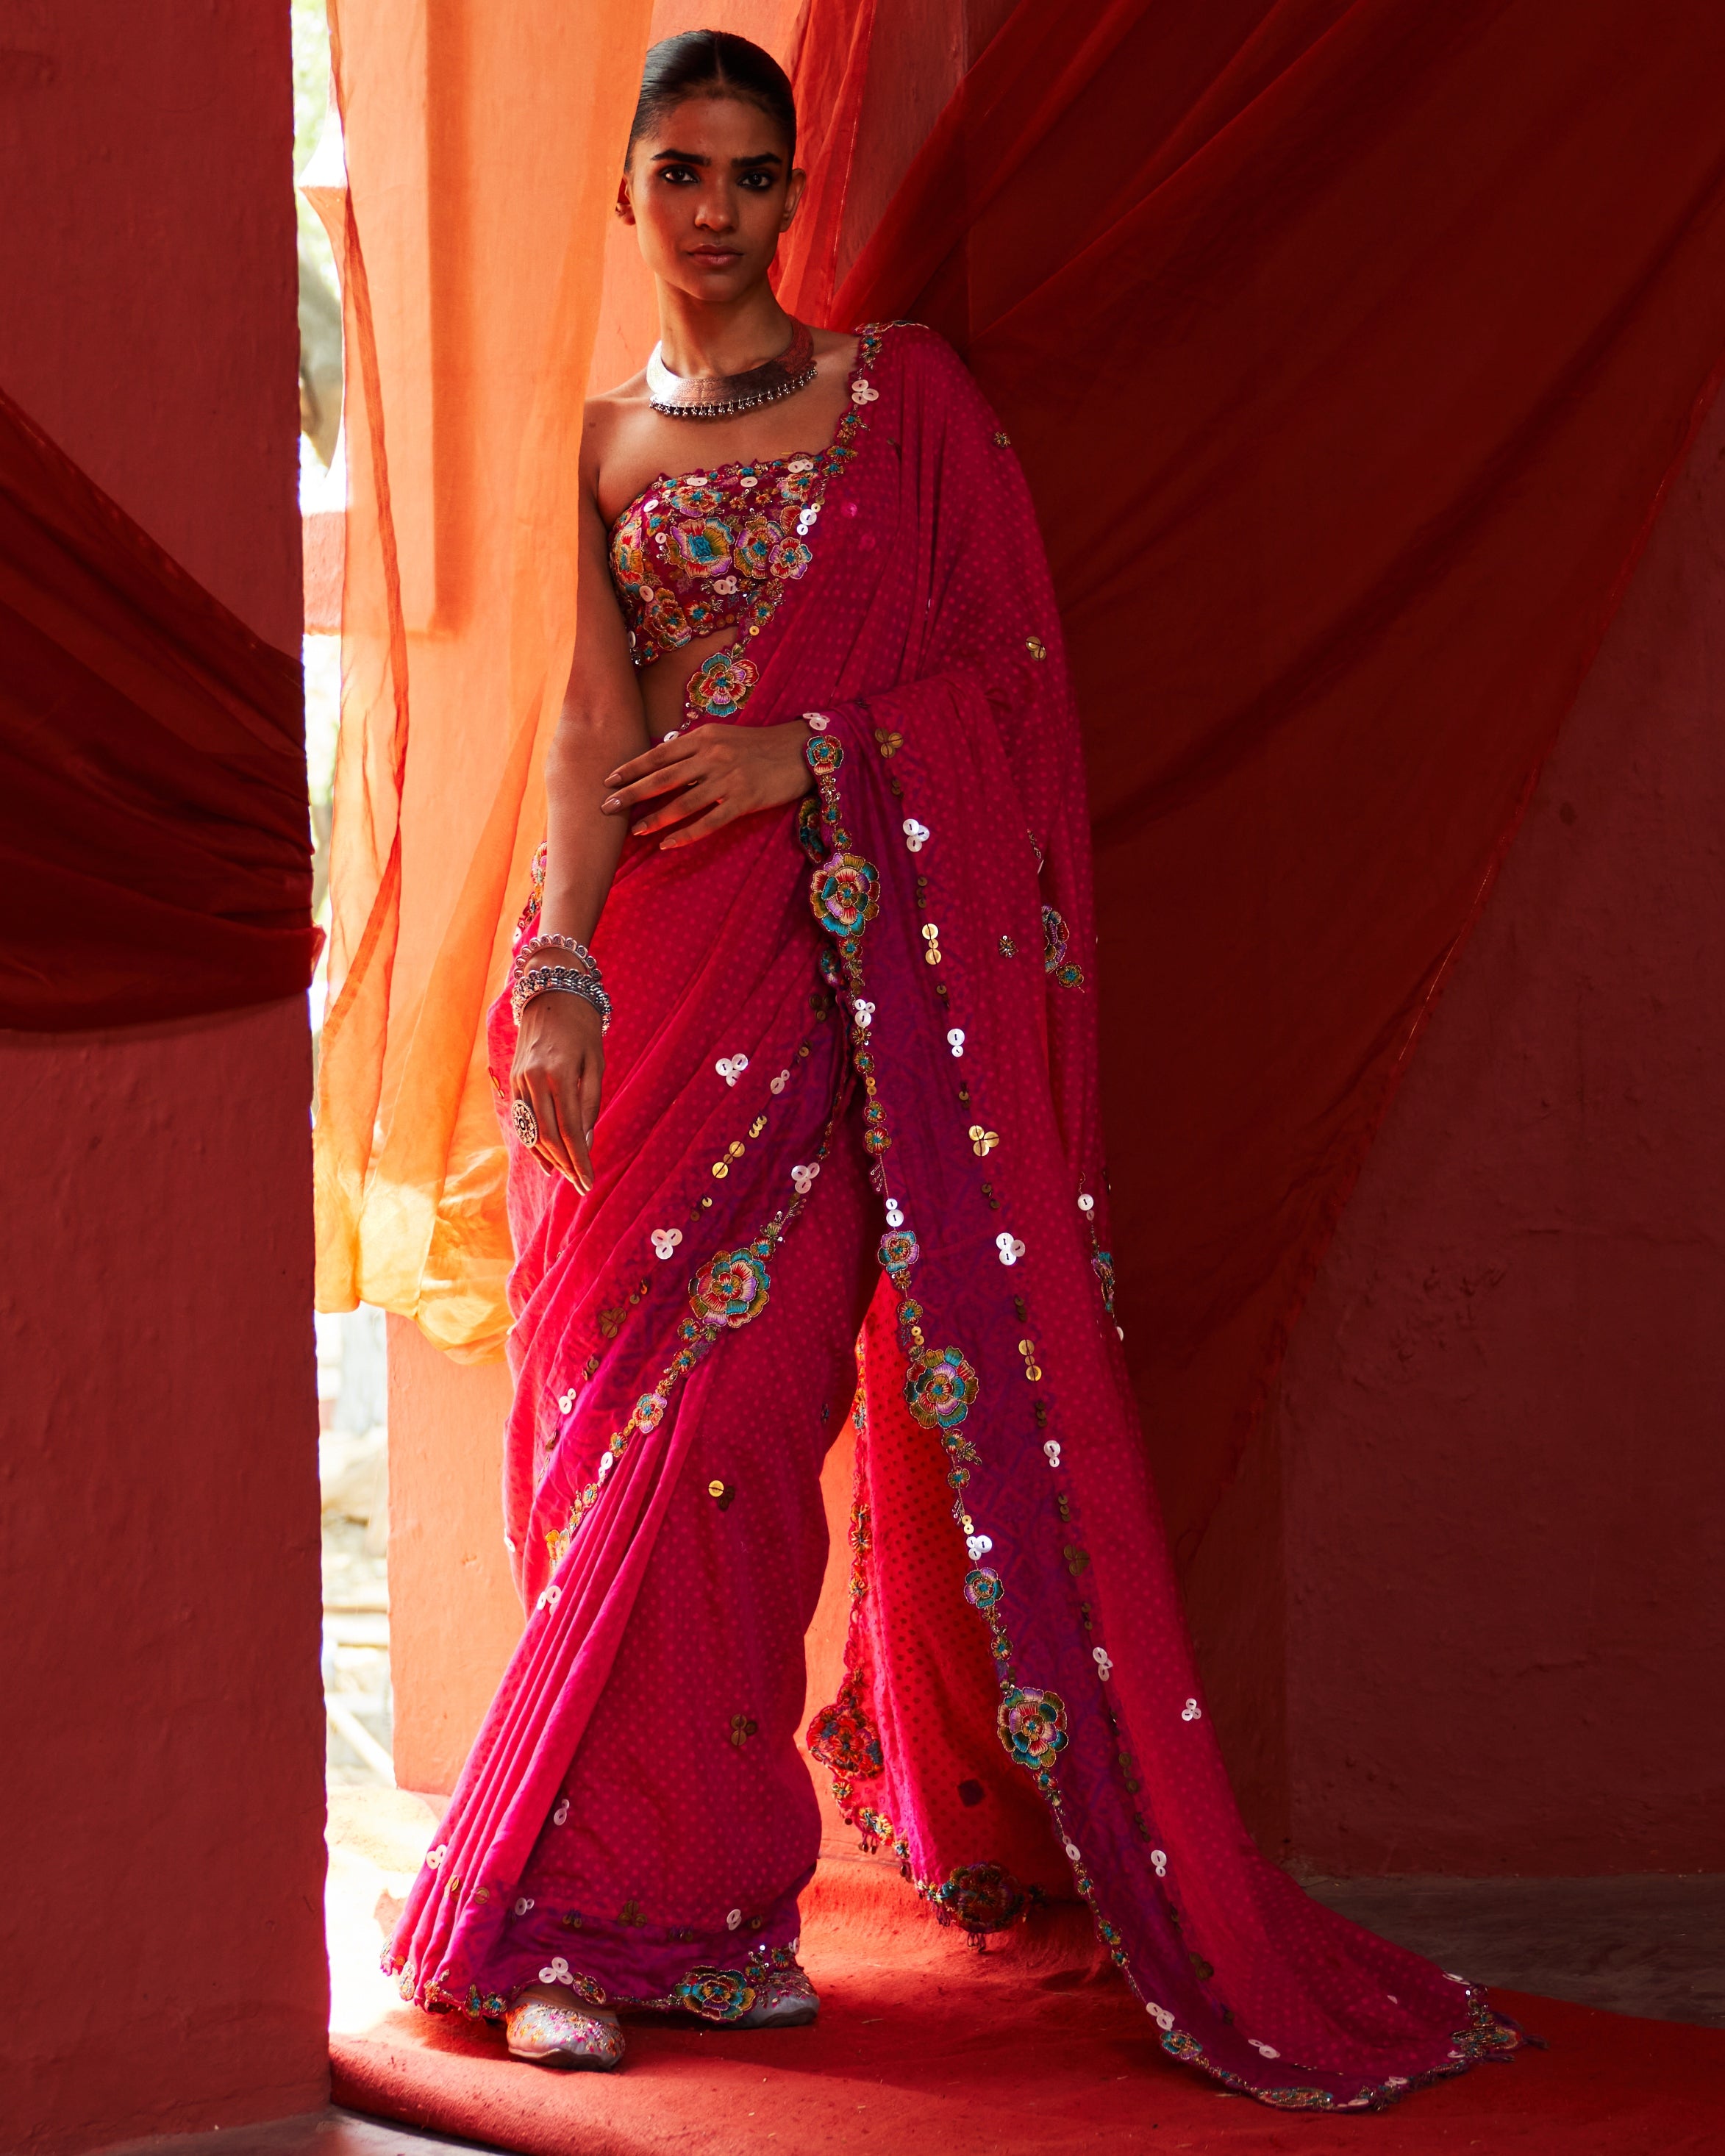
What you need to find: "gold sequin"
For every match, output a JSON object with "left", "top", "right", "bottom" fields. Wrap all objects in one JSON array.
[
  {"left": 994, "top": 431, "right": 1012, "bottom": 446},
  {"left": 1026, "top": 635, "right": 1046, "bottom": 660}
]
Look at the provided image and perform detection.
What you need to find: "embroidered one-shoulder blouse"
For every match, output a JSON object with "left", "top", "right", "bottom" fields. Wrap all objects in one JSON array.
[{"left": 604, "top": 326, "right": 884, "bottom": 722}]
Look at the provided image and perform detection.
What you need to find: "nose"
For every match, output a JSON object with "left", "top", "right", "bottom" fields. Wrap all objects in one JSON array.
[{"left": 693, "top": 186, "right": 737, "bottom": 234}]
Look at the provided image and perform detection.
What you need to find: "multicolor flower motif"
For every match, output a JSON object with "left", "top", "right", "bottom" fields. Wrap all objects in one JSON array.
[
  {"left": 997, "top": 1685, "right": 1069, "bottom": 1773},
  {"left": 674, "top": 1967, "right": 757, "bottom": 2021},
  {"left": 605, "top": 328, "right": 885, "bottom": 718},
  {"left": 964, "top": 1566, "right": 1004, "bottom": 1610},
  {"left": 811, "top": 852, "right": 880, "bottom": 940},
  {"left": 1042, "top": 902, "right": 1085, "bottom": 988},
  {"left": 929, "top": 1860, "right": 1028, "bottom": 1935},
  {"left": 804, "top": 1677, "right": 885, "bottom": 1780},
  {"left": 903, "top": 1343, "right": 979, "bottom": 1431},
  {"left": 877, "top": 1228, "right": 919, "bottom": 1275},
  {"left": 690, "top": 1246, "right": 773, "bottom": 1331},
  {"left": 687, "top": 647, "right": 758, "bottom": 719}
]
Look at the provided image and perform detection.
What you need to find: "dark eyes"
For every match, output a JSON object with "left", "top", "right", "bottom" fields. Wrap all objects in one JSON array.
[{"left": 657, "top": 166, "right": 776, "bottom": 191}]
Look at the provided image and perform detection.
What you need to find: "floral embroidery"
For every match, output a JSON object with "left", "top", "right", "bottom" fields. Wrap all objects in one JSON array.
[
  {"left": 1042, "top": 901, "right": 1085, "bottom": 988},
  {"left": 878, "top": 1228, "right": 919, "bottom": 1274},
  {"left": 903, "top": 1343, "right": 979, "bottom": 1430},
  {"left": 606, "top": 329, "right": 888, "bottom": 717},
  {"left": 690, "top": 1246, "right": 773, "bottom": 1330},
  {"left": 673, "top": 517, "right": 732, "bottom": 577},
  {"left": 806, "top": 1677, "right": 885, "bottom": 1780},
  {"left": 797, "top": 792, "right": 828, "bottom": 863},
  {"left": 963, "top": 1566, "right": 1004, "bottom": 1608},
  {"left": 810, "top": 852, "right": 880, "bottom": 938},
  {"left": 674, "top": 1968, "right": 757, "bottom": 2021},
  {"left": 929, "top": 1861, "right": 1028, "bottom": 1935},
  {"left": 688, "top": 647, "right": 758, "bottom": 719},
  {"left": 997, "top": 1685, "right": 1068, "bottom": 1772}
]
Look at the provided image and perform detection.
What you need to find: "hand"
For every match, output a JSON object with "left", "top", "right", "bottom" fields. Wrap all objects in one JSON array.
[
  {"left": 511, "top": 989, "right": 604, "bottom": 1191},
  {"left": 601, "top": 720, "right": 813, "bottom": 848}
]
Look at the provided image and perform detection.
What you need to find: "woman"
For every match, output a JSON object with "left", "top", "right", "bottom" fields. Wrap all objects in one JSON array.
[{"left": 388, "top": 30, "right": 1523, "bottom": 2109}]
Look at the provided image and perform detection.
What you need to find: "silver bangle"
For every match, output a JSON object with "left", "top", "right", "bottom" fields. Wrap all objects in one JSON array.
[
  {"left": 512, "top": 965, "right": 612, "bottom": 1031},
  {"left": 514, "top": 930, "right": 599, "bottom": 982}
]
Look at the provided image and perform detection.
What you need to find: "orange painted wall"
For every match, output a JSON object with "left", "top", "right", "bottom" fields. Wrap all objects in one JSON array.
[
  {"left": 0, "top": 7, "right": 328, "bottom": 2150},
  {"left": 388, "top": 1318, "right": 523, "bottom": 1795}
]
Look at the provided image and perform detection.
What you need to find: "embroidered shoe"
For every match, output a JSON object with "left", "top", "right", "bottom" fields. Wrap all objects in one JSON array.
[
  {"left": 731, "top": 1960, "right": 819, "bottom": 2029},
  {"left": 505, "top": 1995, "right": 626, "bottom": 2070}
]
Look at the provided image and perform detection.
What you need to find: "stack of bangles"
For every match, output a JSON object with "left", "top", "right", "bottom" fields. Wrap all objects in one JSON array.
[{"left": 510, "top": 932, "right": 612, "bottom": 1032}]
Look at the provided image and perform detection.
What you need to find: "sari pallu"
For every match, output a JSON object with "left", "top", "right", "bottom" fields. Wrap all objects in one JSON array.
[{"left": 389, "top": 324, "right": 1522, "bottom": 2107}]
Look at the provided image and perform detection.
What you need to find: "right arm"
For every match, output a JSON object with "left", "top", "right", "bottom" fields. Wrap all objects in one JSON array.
[{"left": 510, "top": 457, "right": 648, "bottom": 1193}]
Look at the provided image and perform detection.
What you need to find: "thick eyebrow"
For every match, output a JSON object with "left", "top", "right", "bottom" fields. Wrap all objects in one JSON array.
[{"left": 649, "top": 149, "right": 784, "bottom": 169}]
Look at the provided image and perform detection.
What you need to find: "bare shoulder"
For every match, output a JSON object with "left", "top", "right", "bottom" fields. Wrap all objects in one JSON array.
[{"left": 810, "top": 326, "right": 860, "bottom": 374}]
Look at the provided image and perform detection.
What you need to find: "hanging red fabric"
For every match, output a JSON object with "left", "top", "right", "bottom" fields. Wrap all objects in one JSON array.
[
  {"left": 788, "top": 0, "right": 1725, "bottom": 1561},
  {"left": 0, "top": 385, "right": 316, "bottom": 1031}
]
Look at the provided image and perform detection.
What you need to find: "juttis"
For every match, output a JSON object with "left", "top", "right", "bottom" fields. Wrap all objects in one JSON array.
[{"left": 388, "top": 324, "right": 1521, "bottom": 2108}]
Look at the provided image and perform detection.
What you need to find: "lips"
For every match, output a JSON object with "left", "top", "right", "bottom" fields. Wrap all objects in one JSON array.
[{"left": 687, "top": 248, "right": 741, "bottom": 268}]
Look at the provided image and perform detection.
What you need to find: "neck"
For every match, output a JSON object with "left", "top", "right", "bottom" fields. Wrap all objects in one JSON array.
[{"left": 654, "top": 284, "right": 796, "bottom": 379}]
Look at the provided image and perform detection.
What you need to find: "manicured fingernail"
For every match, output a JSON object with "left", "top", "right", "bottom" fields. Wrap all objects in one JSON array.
[{"left": 602, "top": 794, "right": 621, "bottom": 812}]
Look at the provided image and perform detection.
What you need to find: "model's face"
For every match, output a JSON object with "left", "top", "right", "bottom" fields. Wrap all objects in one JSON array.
[{"left": 620, "top": 93, "right": 802, "bottom": 303}]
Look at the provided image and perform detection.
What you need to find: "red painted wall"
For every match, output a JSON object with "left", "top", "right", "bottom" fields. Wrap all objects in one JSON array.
[
  {"left": 1193, "top": 391, "right": 1725, "bottom": 1875},
  {"left": 0, "top": 9, "right": 329, "bottom": 2150}
]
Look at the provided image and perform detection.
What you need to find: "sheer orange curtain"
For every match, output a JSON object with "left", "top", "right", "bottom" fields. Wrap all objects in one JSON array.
[{"left": 315, "top": 1, "right": 802, "bottom": 1354}]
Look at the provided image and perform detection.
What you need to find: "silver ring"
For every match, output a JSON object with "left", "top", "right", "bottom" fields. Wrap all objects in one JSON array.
[{"left": 512, "top": 1096, "right": 540, "bottom": 1149}]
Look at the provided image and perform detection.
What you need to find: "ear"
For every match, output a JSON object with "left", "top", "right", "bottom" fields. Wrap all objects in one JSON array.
[
  {"left": 780, "top": 165, "right": 807, "bottom": 232},
  {"left": 615, "top": 171, "right": 637, "bottom": 225}
]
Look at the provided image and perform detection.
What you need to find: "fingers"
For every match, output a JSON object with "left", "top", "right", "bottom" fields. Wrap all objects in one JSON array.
[
  {"left": 604, "top": 762, "right": 701, "bottom": 813},
  {"left": 523, "top": 1066, "right": 580, "bottom": 1187},
  {"left": 601, "top": 732, "right": 700, "bottom": 809},
  {"left": 572, "top": 1058, "right": 604, "bottom": 1188},
  {"left": 631, "top": 776, "right": 721, "bottom": 838},
  {"left": 657, "top": 796, "right": 739, "bottom": 849}
]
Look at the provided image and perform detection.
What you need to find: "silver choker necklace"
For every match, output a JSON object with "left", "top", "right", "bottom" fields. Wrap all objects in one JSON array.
[{"left": 646, "top": 319, "right": 817, "bottom": 419}]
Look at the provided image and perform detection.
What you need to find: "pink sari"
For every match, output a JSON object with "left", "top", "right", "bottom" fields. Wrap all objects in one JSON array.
[{"left": 388, "top": 324, "right": 1523, "bottom": 2110}]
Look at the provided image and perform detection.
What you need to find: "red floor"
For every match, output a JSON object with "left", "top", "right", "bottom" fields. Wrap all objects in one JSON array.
[{"left": 333, "top": 1846, "right": 1725, "bottom": 2155}]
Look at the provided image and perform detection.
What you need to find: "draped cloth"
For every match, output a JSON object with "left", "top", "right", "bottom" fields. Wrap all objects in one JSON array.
[
  {"left": 388, "top": 326, "right": 1521, "bottom": 2110},
  {"left": 0, "top": 383, "right": 314, "bottom": 1029},
  {"left": 317, "top": 0, "right": 1725, "bottom": 1596},
  {"left": 807, "top": 0, "right": 1725, "bottom": 1561}
]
